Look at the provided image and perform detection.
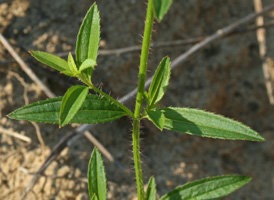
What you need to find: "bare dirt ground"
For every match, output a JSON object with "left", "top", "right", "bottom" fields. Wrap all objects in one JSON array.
[{"left": 1, "top": 0, "right": 274, "bottom": 199}]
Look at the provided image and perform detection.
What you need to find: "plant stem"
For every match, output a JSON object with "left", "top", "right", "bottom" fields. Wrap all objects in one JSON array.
[
  {"left": 133, "top": 0, "right": 154, "bottom": 199},
  {"left": 82, "top": 79, "right": 133, "bottom": 116},
  {"left": 132, "top": 119, "right": 144, "bottom": 199},
  {"left": 134, "top": 0, "right": 154, "bottom": 119},
  {"left": 92, "top": 86, "right": 133, "bottom": 116}
]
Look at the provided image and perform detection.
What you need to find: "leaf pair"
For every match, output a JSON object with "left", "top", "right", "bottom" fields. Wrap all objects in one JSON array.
[
  {"left": 30, "top": 54, "right": 95, "bottom": 86},
  {"left": 56, "top": 3, "right": 101, "bottom": 126},
  {"left": 8, "top": 93, "right": 128, "bottom": 126},
  {"left": 27, "top": 3, "right": 101, "bottom": 126},
  {"left": 89, "top": 148, "right": 252, "bottom": 200},
  {"left": 146, "top": 56, "right": 264, "bottom": 142},
  {"left": 30, "top": 3, "right": 100, "bottom": 83},
  {"left": 67, "top": 53, "right": 96, "bottom": 77}
]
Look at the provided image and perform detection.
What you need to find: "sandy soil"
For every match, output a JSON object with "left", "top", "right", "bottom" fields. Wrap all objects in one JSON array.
[{"left": 1, "top": 0, "right": 274, "bottom": 199}]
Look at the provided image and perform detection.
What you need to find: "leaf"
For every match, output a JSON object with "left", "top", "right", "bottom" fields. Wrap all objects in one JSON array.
[
  {"left": 145, "top": 177, "right": 157, "bottom": 200},
  {"left": 8, "top": 94, "right": 127, "bottom": 124},
  {"left": 153, "top": 0, "right": 173, "bottom": 21},
  {"left": 59, "top": 85, "right": 89, "bottom": 127},
  {"left": 90, "top": 194, "right": 98, "bottom": 200},
  {"left": 147, "top": 107, "right": 265, "bottom": 141},
  {"left": 67, "top": 52, "right": 78, "bottom": 73},
  {"left": 148, "top": 56, "right": 170, "bottom": 106},
  {"left": 30, "top": 51, "right": 68, "bottom": 72},
  {"left": 76, "top": 3, "right": 100, "bottom": 66},
  {"left": 147, "top": 108, "right": 165, "bottom": 131},
  {"left": 88, "top": 148, "right": 107, "bottom": 200},
  {"left": 160, "top": 175, "right": 251, "bottom": 200},
  {"left": 79, "top": 58, "right": 96, "bottom": 72}
]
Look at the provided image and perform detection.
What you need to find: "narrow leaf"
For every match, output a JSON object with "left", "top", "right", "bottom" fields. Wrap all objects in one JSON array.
[
  {"left": 148, "top": 56, "right": 170, "bottom": 106},
  {"left": 76, "top": 3, "right": 100, "bottom": 66},
  {"left": 153, "top": 0, "right": 173, "bottom": 21},
  {"left": 30, "top": 51, "right": 68, "bottom": 72},
  {"left": 88, "top": 148, "right": 107, "bottom": 200},
  {"left": 90, "top": 194, "right": 98, "bottom": 200},
  {"left": 79, "top": 58, "right": 96, "bottom": 72},
  {"left": 147, "top": 107, "right": 265, "bottom": 141},
  {"left": 145, "top": 177, "right": 157, "bottom": 200},
  {"left": 8, "top": 94, "right": 127, "bottom": 124},
  {"left": 59, "top": 85, "right": 89, "bottom": 126},
  {"left": 67, "top": 52, "right": 78, "bottom": 73},
  {"left": 160, "top": 175, "right": 251, "bottom": 200}
]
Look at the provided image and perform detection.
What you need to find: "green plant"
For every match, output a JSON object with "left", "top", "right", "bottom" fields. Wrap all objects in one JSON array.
[{"left": 8, "top": 0, "right": 264, "bottom": 199}]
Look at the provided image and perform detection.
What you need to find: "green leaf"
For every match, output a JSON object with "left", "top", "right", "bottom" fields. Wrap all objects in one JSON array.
[
  {"left": 153, "top": 0, "right": 173, "bottom": 21},
  {"left": 145, "top": 177, "right": 157, "bottom": 200},
  {"left": 79, "top": 58, "right": 96, "bottom": 72},
  {"left": 67, "top": 52, "right": 78, "bottom": 73},
  {"left": 76, "top": 3, "right": 100, "bottom": 66},
  {"left": 59, "top": 85, "right": 89, "bottom": 127},
  {"left": 88, "top": 148, "right": 107, "bottom": 200},
  {"left": 148, "top": 56, "right": 170, "bottom": 106},
  {"left": 160, "top": 175, "right": 251, "bottom": 200},
  {"left": 8, "top": 94, "right": 127, "bottom": 124},
  {"left": 90, "top": 194, "right": 98, "bottom": 200},
  {"left": 30, "top": 51, "right": 68, "bottom": 72},
  {"left": 147, "top": 108, "right": 165, "bottom": 131},
  {"left": 147, "top": 107, "right": 265, "bottom": 141}
]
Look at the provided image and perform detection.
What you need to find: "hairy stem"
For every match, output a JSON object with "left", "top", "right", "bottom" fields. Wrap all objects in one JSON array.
[
  {"left": 134, "top": 0, "right": 154, "bottom": 119},
  {"left": 83, "top": 79, "right": 133, "bottom": 116},
  {"left": 132, "top": 119, "right": 144, "bottom": 199},
  {"left": 133, "top": 0, "right": 154, "bottom": 199}
]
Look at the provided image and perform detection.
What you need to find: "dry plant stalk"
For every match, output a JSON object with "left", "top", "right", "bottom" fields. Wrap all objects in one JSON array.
[{"left": 253, "top": 0, "right": 274, "bottom": 104}]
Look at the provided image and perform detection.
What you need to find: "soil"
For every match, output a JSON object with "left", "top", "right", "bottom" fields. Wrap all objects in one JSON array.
[{"left": 1, "top": 0, "right": 274, "bottom": 199}]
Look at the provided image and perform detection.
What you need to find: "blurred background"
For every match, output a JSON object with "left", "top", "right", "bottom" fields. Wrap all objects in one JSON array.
[{"left": 1, "top": 0, "right": 274, "bottom": 199}]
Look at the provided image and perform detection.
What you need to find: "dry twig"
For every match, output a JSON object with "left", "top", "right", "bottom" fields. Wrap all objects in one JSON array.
[
  {"left": 83, "top": 130, "right": 114, "bottom": 162},
  {"left": 8, "top": 71, "right": 29, "bottom": 104},
  {"left": 56, "top": 21, "right": 274, "bottom": 58},
  {"left": 0, "top": 127, "right": 31, "bottom": 143},
  {"left": 30, "top": 122, "right": 45, "bottom": 150},
  {"left": 0, "top": 33, "right": 55, "bottom": 98},
  {"left": 253, "top": 0, "right": 274, "bottom": 104},
  {"left": 8, "top": 71, "right": 46, "bottom": 148},
  {"left": 19, "top": 167, "right": 88, "bottom": 182}
]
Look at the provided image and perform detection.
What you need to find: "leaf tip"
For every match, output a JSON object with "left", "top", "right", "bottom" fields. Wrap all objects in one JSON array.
[
  {"left": 248, "top": 129, "right": 265, "bottom": 142},
  {"left": 29, "top": 50, "right": 36, "bottom": 58},
  {"left": 6, "top": 109, "right": 20, "bottom": 120},
  {"left": 246, "top": 176, "right": 252, "bottom": 182},
  {"left": 255, "top": 135, "right": 265, "bottom": 142},
  {"left": 6, "top": 113, "right": 13, "bottom": 119}
]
